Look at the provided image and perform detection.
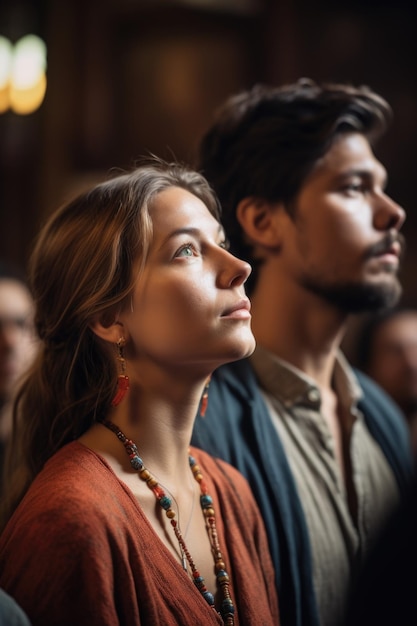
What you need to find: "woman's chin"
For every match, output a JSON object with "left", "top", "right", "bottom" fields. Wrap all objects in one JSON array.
[{"left": 222, "top": 335, "right": 256, "bottom": 365}]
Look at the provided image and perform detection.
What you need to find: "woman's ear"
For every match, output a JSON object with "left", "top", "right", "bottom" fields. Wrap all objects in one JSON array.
[
  {"left": 236, "top": 197, "right": 285, "bottom": 250},
  {"left": 89, "top": 310, "right": 125, "bottom": 345}
]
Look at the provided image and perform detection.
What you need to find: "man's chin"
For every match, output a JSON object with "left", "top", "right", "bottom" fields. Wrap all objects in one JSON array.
[{"left": 305, "top": 276, "right": 402, "bottom": 314}]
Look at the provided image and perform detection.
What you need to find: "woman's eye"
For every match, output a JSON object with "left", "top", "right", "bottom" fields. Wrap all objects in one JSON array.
[{"left": 175, "top": 244, "right": 195, "bottom": 258}]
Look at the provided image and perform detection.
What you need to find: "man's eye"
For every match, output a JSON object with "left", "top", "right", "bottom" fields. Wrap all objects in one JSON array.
[{"left": 219, "top": 239, "right": 230, "bottom": 250}]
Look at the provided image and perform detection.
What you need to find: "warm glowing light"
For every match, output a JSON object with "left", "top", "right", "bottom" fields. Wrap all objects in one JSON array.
[
  {"left": 0, "top": 88, "right": 9, "bottom": 114},
  {"left": 0, "top": 33, "right": 47, "bottom": 114},
  {"left": 10, "top": 72, "right": 47, "bottom": 115},
  {"left": 12, "top": 35, "right": 47, "bottom": 89},
  {"left": 0, "top": 36, "right": 12, "bottom": 88}
]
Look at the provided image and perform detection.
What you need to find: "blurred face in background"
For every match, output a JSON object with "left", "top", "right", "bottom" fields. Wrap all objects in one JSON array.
[
  {"left": 367, "top": 311, "right": 417, "bottom": 418},
  {"left": 0, "top": 279, "right": 37, "bottom": 404}
]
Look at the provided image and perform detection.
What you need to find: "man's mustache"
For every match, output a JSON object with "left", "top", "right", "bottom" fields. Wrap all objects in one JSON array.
[{"left": 364, "top": 231, "right": 406, "bottom": 261}]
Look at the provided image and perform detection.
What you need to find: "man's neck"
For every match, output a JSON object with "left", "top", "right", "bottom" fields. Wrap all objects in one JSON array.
[{"left": 250, "top": 278, "right": 348, "bottom": 389}]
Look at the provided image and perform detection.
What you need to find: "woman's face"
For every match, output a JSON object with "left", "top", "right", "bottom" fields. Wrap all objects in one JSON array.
[{"left": 120, "top": 186, "right": 255, "bottom": 374}]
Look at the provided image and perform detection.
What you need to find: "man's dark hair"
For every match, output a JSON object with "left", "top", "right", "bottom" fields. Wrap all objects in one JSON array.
[{"left": 198, "top": 78, "right": 392, "bottom": 292}]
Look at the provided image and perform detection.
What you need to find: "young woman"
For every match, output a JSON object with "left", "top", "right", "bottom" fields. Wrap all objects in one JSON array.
[{"left": 0, "top": 158, "right": 279, "bottom": 626}]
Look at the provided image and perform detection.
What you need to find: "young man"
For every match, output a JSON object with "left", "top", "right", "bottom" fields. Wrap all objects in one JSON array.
[{"left": 192, "top": 79, "right": 414, "bottom": 626}]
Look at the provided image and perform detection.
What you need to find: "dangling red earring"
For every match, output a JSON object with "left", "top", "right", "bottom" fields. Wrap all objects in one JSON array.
[
  {"left": 111, "top": 338, "right": 130, "bottom": 407},
  {"left": 200, "top": 374, "right": 211, "bottom": 417}
]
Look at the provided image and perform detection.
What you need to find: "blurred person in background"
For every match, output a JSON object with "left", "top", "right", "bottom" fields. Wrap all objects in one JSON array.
[
  {"left": 192, "top": 78, "right": 414, "bottom": 626},
  {"left": 356, "top": 307, "right": 417, "bottom": 453},
  {"left": 0, "top": 261, "right": 37, "bottom": 486}
]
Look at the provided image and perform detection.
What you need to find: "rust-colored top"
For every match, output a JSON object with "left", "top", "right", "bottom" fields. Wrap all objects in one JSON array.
[{"left": 0, "top": 442, "right": 279, "bottom": 626}]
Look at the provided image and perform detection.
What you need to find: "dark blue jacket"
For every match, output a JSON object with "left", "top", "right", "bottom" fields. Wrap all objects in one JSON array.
[{"left": 191, "top": 358, "right": 414, "bottom": 626}]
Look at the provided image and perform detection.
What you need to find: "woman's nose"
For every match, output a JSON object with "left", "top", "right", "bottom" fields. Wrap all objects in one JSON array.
[{"left": 218, "top": 250, "right": 252, "bottom": 288}]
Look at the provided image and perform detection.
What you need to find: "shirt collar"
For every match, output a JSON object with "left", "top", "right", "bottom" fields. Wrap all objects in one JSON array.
[{"left": 250, "top": 344, "right": 363, "bottom": 411}]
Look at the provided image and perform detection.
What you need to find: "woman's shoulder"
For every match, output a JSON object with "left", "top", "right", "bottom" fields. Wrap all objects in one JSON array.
[
  {"left": 3, "top": 442, "right": 126, "bottom": 534},
  {"left": 36, "top": 441, "right": 114, "bottom": 496}
]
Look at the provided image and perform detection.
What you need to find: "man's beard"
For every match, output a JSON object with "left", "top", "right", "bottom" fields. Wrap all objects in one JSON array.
[
  {"left": 301, "top": 231, "right": 405, "bottom": 314},
  {"left": 302, "top": 275, "right": 402, "bottom": 313}
]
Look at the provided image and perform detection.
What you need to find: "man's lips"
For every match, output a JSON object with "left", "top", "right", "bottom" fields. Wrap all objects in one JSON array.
[
  {"left": 366, "top": 232, "right": 405, "bottom": 261},
  {"left": 221, "top": 298, "right": 251, "bottom": 318},
  {"left": 374, "top": 240, "right": 402, "bottom": 268},
  {"left": 376, "top": 241, "right": 401, "bottom": 258}
]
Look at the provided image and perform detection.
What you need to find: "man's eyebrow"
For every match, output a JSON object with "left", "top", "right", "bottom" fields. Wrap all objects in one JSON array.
[{"left": 337, "top": 167, "right": 388, "bottom": 186}]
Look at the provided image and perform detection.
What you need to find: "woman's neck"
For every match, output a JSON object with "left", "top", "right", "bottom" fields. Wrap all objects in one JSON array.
[{"left": 80, "top": 374, "right": 206, "bottom": 485}]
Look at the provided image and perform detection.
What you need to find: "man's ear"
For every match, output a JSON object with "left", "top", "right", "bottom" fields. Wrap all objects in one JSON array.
[
  {"left": 236, "top": 197, "right": 285, "bottom": 250},
  {"left": 89, "top": 310, "right": 125, "bottom": 345}
]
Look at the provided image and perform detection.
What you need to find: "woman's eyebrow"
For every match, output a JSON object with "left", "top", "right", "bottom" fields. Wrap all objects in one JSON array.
[{"left": 159, "top": 224, "right": 224, "bottom": 249}]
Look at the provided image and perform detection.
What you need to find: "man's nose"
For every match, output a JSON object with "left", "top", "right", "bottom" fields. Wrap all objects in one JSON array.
[{"left": 374, "top": 193, "right": 406, "bottom": 231}]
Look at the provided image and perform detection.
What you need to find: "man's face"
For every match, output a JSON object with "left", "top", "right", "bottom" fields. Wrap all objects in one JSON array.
[
  {"left": 0, "top": 279, "right": 37, "bottom": 402},
  {"left": 282, "top": 132, "right": 405, "bottom": 313}
]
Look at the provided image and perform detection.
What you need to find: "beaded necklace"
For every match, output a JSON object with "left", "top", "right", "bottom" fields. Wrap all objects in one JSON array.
[{"left": 102, "top": 419, "right": 235, "bottom": 626}]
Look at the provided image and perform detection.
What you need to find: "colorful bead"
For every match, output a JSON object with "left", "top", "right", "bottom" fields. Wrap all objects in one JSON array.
[
  {"left": 159, "top": 495, "right": 172, "bottom": 510},
  {"left": 202, "top": 590, "right": 215, "bottom": 605},
  {"left": 216, "top": 570, "right": 229, "bottom": 583},
  {"left": 221, "top": 599, "right": 235, "bottom": 614},
  {"left": 130, "top": 456, "right": 143, "bottom": 470},
  {"left": 200, "top": 494, "right": 213, "bottom": 508},
  {"left": 101, "top": 419, "right": 235, "bottom": 625}
]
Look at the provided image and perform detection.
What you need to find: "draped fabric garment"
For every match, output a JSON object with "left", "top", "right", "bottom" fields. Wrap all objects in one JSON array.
[{"left": 0, "top": 443, "right": 279, "bottom": 626}]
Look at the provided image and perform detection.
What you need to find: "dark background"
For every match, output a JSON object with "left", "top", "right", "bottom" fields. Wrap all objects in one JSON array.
[{"left": 1, "top": 0, "right": 416, "bottom": 357}]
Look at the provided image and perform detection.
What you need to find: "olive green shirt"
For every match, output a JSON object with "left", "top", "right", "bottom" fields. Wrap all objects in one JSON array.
[{"left": 250, "top": 345, "right": 400, "bottom": 626}]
